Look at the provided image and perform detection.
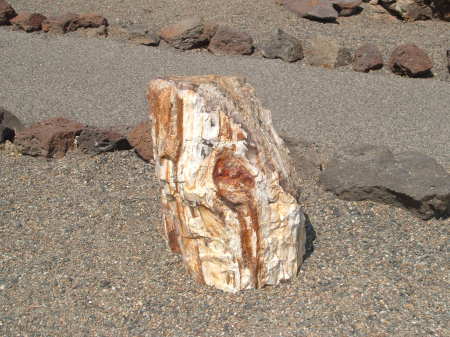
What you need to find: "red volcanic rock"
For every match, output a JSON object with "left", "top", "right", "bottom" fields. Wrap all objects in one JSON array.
[
  {"left": 284, "top": 0, "right": 338, "bottom": 22},
  {"left": 388, "top": 44, "right": 433, "bottom": 77},
  {"left": 208, "top": 26, "right": 254, "bottom": 55},
  {"left": 67, "top": 13, "right": 108, "bottom": 31},
  {"left": 10, "top": 12, "right": 47, "bottom": 32},
  {"left": 42, "top": 13, "right": 79, "bottom": 34},
  {"left": 14, "top": 118, "right": 86, "bottom": 158},
  {"left": 353, "top": 44, "right": 384, "bottom": 72},
  {"left": 0, "top": 0, "right": 17, "bottom": 25},
  {"left": 127, "top": 120, "right": 153, "bottom": 162}
]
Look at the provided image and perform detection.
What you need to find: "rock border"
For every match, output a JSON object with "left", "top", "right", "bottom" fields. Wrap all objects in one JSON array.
[{"left": 1, "top": 1, "right": 448, "bottom": 78}]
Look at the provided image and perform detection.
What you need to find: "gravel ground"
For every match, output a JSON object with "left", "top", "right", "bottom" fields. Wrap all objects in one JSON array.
[
  {"left": 1, "top": 148, "right": 449, "bottom": 337},
  {"left": 1, "top": 1, "right": 450, "bottom": 336}
]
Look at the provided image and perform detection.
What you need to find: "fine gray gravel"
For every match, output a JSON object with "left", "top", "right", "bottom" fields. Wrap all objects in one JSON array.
[
  {"left": 1, "top": 30, "right": 449, "bottom": 168},
  {"left": 1, "top": 149, "right": 449, "bottom": 337},
  {"left": 1, "top": 1, "right": 450, "bottom": 336}
]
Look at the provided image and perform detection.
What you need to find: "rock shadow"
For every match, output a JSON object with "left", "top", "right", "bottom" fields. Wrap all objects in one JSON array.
[{"left": 303, "top": 213, "right": 316, "bottom": 261}]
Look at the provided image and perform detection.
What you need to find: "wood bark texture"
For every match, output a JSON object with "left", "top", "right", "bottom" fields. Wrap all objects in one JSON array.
[{"left": 148, "top": 75, "right": 305, "bottom": 292}]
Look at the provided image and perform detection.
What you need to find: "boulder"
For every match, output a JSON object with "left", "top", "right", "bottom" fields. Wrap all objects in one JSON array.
[
  {"left": 10, "top": 12, "right": 47, "bottom": 32},
  {"left": 148, "top": 75, "right": 305, "bottom": 292},
  {"left": 127, "top": 25, "right": 160, "bottom": 46},
  {"left": 388, "top": 44, "right": 432, "bottom": 77},
  {"left": 306, "top": 36, "right": 352, "bottom": 68},
  {"left": 353, "top": 44, "right": 384, "bottom": 72},
  {"left": 14, "top": 117, "right": 86, "bottom": 158},
  {"left": 127, "top": 120, "right": 153, "bottom": 162},
  {"left": 42, "top": 13, "right": 79, "bottom": 34},
  {"left": 260, "top": 28, "right": 304, "bottom": 62},
  {"left": 0, "top": 107, "right": 24, "bottom": 143},
  {"left": 284, "top": 0, "right": 339, "bottom": 22},
  {"left": 159, "top": 17, "right": 210, "bottom": 50},
  {"left": 208, "top": 26, "right": 254, "bottom": 55},
  {"left": 0, "top": 0, "right": 16, "bottom": 25},
  {"left": 76, "top": 127, "right": 132, "bottom": 154},
  {"left": 331, "top": 0, "right": 363, "bottom": 16},
  {"left": 319, "top": 145, "right": 450, "bottom": 220}
]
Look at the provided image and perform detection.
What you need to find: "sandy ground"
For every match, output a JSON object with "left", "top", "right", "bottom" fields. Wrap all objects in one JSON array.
[{"left": 1, "top": 1, "right": 449, "bottom": 336}]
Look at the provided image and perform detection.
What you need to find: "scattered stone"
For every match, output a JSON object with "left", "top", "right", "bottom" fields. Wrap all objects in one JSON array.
[
  {"left": 148, "top": 75, "right": 305, "bottom": 292},
  {"left": 159, "top": 17, "right": 209, "bottom": 50},
  {"left": 0, "top": 0, "right": 16, "bottom": 25},
  {"left": 42, "top": 13, "right": 79, "bottom": 34},
  {"left": 379, "top": 0, "right": 432, "bottom": 21},
  {"left": 208, "top": 26, "right": 254, "bottom": 55},
  {"left": 10, "top": 12, "right": 47, "bottom": 32},
  {"left": 76, "top": 127, "right": 132, "bottom": 154},
  {"left": 306, "top": 36, "right": 352, "bottom": 68},
  {"left": 260, "top": 28, "right": 303, "bottom": 62},
  {"left": 284, "top": 0, "right": 338, "bottom": 22},
  {"left": 331, "top": 0, "right": 363, "bottom": 16},
  {"left": 14, "top": 117, "right": 86, "bottom": 158},
  {"left": 127, "top": 120, "right": 153, "bottom": 162},
  {"left": 353, "top": 44, "right": 383, "bottom": 72},
  {"left": 388, "top": 44, "right": 433, "bottom": 77},
  {"left": 319, "top": 145, "right": 450, "bottom": 220},
  {"left": 127, "top": 25, "right": 160, "bottom": 46},
  {"left": 0, "top": 107, "right": 24, "bottom": 143},
  {"left": 67, "top": 13, "right": 108, "bottom": 31}
]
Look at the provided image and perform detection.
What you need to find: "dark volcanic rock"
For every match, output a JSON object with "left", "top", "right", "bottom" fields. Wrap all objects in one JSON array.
[
  {"left": 353, "top": 44, "right": 383, "bottom": 72},
  {"left": 76, "top": 127, "right": 132, "bottom": 154},
  {"left": 0, "top": 0, "right": 16, "bottom": 25},
  {"left": 127, "top": 120, "right": 153, "bottom": 162},
  {"left": 320, "top": 145, "right": 450, "bottom": 220},
  {"left": 10, "top": 12, "right": 47, "bottom": 32},
  {"left": 14, "top": 118, "right": 86, "bottom": 158},
  {"left": 261, "top": 28, "right": 303, "bottom": 62},
  {"left": 159, "top": 17, "right": 209, "bottom": 50},
  {"left": 284, "top": 0, "right": 338, "bottom": 22},
  {"left": 0, "top": 107, "right": 24, "bottom": 143},
  {"left": 42, "top": 13, "right": 79, "bottom": 34},
  {"left": 208, "top": 26, "right": 254, "bottom": 55},
  {"left": 388, "top": 44, "right": 433, "bottom": 77}
]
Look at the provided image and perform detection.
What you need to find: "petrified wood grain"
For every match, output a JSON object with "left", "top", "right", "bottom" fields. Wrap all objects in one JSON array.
[{"left": 147, "top": 75, "right": 305, "bottom": 292}]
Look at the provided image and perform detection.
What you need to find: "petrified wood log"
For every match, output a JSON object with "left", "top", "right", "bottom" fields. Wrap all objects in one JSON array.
[{"left": 147, "top": 75, "right": 305, "bottom": 292}]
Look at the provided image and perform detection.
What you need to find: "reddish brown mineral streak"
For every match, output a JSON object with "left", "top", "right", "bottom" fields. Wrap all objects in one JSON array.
[{"left": 213, "top": 151, "right": 261, "bottom": 287}]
